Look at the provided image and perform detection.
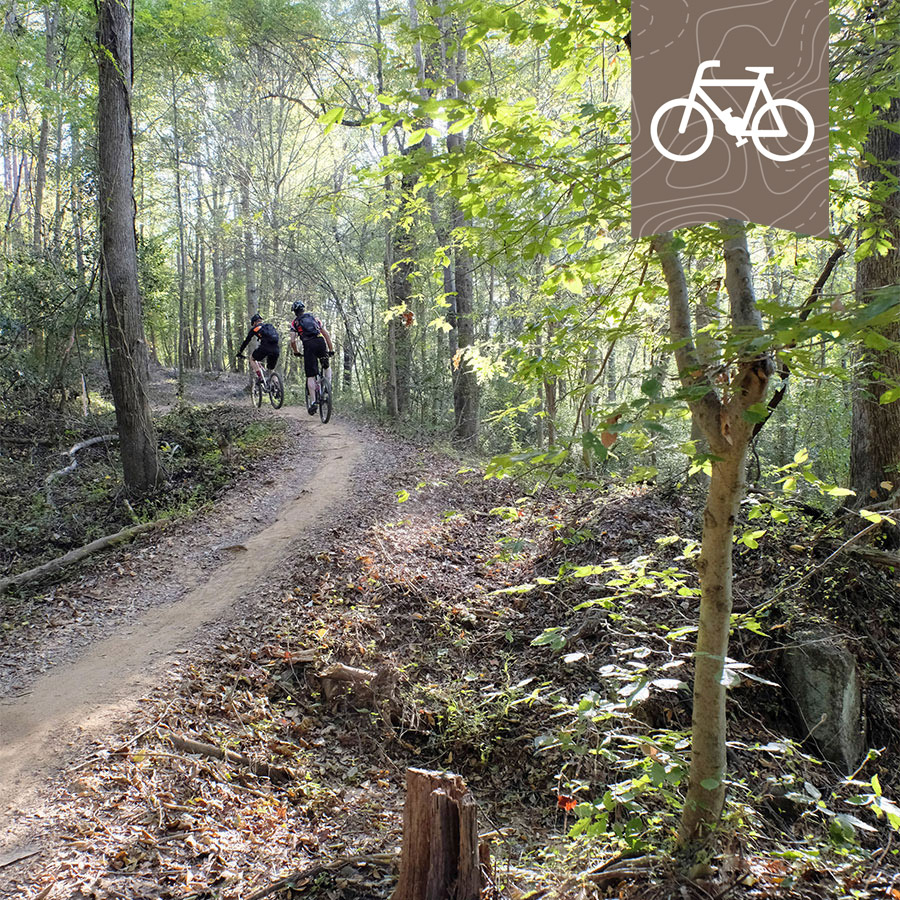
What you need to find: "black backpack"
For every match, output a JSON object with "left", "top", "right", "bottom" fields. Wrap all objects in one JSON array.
[
  {"left": 258, "top": 322, "right": 279, "bottom": 345},
  {"left": 296, "top": 312, "right": 320, "bottom": 338}
]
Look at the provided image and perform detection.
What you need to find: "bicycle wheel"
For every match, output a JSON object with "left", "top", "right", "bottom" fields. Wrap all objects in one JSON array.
[
  {"left": 252, "top": 378, "right": 263, "bottom": 408},
  {"left": 318, "top": 378, "right": 332, "bottom": 424},
  {"left": 751, "top": 99, "right": 814, "bottom": 162},
  {"left": 269, "top": 372, "right": 284, "bottom": 409},
  {"left": 650, "top": 98, "right": 714, "bottom": 162}
]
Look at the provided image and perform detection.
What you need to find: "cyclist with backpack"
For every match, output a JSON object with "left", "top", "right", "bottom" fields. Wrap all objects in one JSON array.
[
  {"left": 236, "top": 313, "right": 280, "bottom": 381},
  {"left": 290, "top": 300, "right": 334, "bottom": 414}
]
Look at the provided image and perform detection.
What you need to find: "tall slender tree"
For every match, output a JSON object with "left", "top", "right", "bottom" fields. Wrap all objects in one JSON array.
[
  {"left": 850, "top": 94, "right": 900, "bottom": 533},
  {"left": 654, "top": 221, "right": 774, "bottom": 844},
  {"left": 97, "top": 0, "right": 159, "bottom": 497}
]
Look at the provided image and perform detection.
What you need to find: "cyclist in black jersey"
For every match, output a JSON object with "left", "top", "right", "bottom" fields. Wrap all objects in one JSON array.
[
  {"left": 236, "top": 313, "right": 280, "bottom": 382},
  {"left": 289, "top": 301, "right": 334, "bottom": 414}
]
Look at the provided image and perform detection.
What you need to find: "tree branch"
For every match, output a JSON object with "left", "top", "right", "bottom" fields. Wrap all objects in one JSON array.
[
  {"left": 752, "top": 225, "right": 852, "bottom": 439},
  {"left": 257, "top": 92, "right": 364, "bottom": 127},
  {"left": 652, "top": 232, "right": 722, "bottom": 442}
]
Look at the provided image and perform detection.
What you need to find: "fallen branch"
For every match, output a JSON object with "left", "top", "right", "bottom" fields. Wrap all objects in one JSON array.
[
  {"left": 850, "top": 547, "right": 900, "bottom": 569},
  {"left": 0, "top": 845, "right": 41, "bottom": 870},
  {"left": 734, "top": 509, "right": 900, "bottom": 623},
  {"left": 162, "top": 732, "right": 295, "bottom": 783},
  {"left": 0, "top": 436, "right": 51, "bottom": 445},
  {"left": 0, "top": 520, "right": 160, "bottom": 596},
  {"left": 243, "top": 853, "right": 396, "bottom": 900},
  {"left": 45, "top": 434, "right": 117, "bottom": 506}
]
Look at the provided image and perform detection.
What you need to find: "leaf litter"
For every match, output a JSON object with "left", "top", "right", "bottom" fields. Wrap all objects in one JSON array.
[{"left": 3, "top": 431, "right": 900, "bottom": 900}]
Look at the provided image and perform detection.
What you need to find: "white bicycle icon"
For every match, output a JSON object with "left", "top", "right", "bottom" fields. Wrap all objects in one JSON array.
[{"left": 650, "top": 61, "right": 814, "bottom": 163}]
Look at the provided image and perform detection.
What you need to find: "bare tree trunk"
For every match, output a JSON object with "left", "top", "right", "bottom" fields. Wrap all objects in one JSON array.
[
  {"left": 199, "top": 231, "right": 210, "bottom": 370},
  {"left": 446, "top": 27, "right": 477, "bottom": 445},
  {"left": 71, "top": 127, "right": 86, "bottom": 288},
  {"left": 343, "top": 327, "right": 353, "bottom": 388},
  {"left": 850, "top": 95, "right": 900, "bottom": 541},
  {"left": 171, "top": 70, "right": 188, "bottom": 390},
  {"left": 211, "top": 183, "right": 224, "bottom": 370},
  {"left": 582, "top": 344, "right": 597, "bottom": 470},
  {"left": 388, "top": 169, "right": 416, "bottom": 417},
  {"left": 224, "top": 293, "right": 234, "bottom": 368},
  {"left": 240, "top": 164, "right": 257, "bottom": 379},
  {"left": 32, "top": 4, "right": 58, "bottom": 253},
  {"left": 97, "top": 0, "right": 159, "bottom": 497},
  {"left": 543, "top": 321, "right": 557, "bottom": 447},
  {"left": 241, "top": 170, "right": 257, "bottom": 317},
  {"left": 653, "top": 222, "right": 772, "bottom": 847},
  {"left": 689, "top": 276, "right": 719, "bottom": 485},
  {"left": 51, "top": 97, "right": 63, "bottom": 254}
]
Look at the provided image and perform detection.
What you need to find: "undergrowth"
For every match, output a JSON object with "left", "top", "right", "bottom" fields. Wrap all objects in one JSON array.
[{"left": 0, "top": 403, "right": 286, "bottom": 582}]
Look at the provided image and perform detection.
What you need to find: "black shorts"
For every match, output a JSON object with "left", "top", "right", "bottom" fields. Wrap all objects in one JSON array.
[
  {"left": 301, "top": 336, "right": 329, "bottom": 377},
  {"left": 252, "top": 345, "right": 280, "bottom": 370}
]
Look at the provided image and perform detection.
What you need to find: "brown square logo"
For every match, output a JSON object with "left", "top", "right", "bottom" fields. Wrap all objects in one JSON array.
[{"left": 631, "top": 0, "right": 829, "bottom": 238}]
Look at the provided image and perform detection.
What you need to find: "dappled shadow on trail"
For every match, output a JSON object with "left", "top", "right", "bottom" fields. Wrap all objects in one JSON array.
[
  {"left": 0, "top": 408, "right": 362, "bottom": 868},
  {"left": 3, "top": 444, "right": 899, "bottom": 900}
]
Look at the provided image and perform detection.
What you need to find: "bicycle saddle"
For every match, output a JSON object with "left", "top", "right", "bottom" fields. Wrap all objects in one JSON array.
[{"left": 744, "top": 66, "right": 774, "bottom": 74}]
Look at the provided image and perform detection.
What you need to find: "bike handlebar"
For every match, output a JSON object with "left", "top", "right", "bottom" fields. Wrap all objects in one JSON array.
[{"left": 696, "top": 60, "right": 721, "bottom": 73}]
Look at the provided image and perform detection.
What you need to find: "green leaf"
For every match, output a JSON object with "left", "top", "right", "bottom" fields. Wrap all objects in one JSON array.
[
  {"left": 872, "top": 773, "right": 882, "bottom": 797},
  {"left": 319, "top": 106, "right": 345, "bottom": 127},
  {"left": 447, "top": 114, "right": 476, "bottom": 134},
  {"left": 742, "top": 402, "right": 769, "bottom": 424},
  {"left": 880, "top": 386, "right": 900, "bottom": 405},
  {"left": 581, "top": 431, "right": 609, "bottom": 461},
  {"left": 739, "top": 529, "right": 766, "bottom": 549},
  {"left": 562, "top": 270, "right": 583, "bottom": 295},
  {"left": 531, "top": 627, "right": 567, "bottom": 650},
  {"left": 700, "top": 778, "right": 721, "bottom": 791}
]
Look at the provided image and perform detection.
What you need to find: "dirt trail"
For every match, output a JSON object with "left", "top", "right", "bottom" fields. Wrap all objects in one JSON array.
[{"left": 0, "top": 408, "right": 362, "bottom": 838}]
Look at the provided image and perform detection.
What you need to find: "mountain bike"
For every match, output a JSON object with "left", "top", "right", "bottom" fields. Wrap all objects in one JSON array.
[
  {"left": 650, "top": 60, "right": 815, "bottom": 163},
  {"left": 251, "top": 367, "right": 284, "bottom": 409},
  {"left": 307, "top": 356, "right": 332, "bottom": 424}
]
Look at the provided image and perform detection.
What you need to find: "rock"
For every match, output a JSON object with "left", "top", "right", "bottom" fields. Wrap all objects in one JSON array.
[{"left": 782, "top": 627, "right": 865, "bottom": 772}]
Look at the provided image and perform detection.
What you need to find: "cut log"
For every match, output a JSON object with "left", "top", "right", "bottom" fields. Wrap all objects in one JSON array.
[
  {"left": 318, "top": 662, "right": 379, "bottom": 702},
  {"left": 393, "top": 768, "right": 481, "bottom": 900},
  {"left": 318, "top": 663, "right": 378, "bottom": 682},
  {"left": 0, "top": 520, "right": 159, "bottom": 596},
  {"left": 163, "top": 732, "right": 295, "bottom": 782}
]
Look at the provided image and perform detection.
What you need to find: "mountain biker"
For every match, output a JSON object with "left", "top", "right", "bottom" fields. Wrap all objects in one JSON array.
[
  {"left": 290, "top": 300, "right": 335, "bottom": 415},
  {"left": 236, "top": 313, "right": 280, "bottom": 381}
]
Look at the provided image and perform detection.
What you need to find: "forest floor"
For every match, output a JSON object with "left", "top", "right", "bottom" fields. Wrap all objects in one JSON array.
[{"left": 2, "top": 377, "right": 900, "bottom": 900}]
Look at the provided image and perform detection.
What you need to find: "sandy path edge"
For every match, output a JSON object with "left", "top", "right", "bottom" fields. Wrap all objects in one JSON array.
[{"left": 0, "top": 411, "right": 362, "bottom": 832}]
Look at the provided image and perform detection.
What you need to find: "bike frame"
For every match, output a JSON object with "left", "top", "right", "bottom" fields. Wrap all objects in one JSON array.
[
  {"left": 315, "top": 361, "right": 327, "bottom": 399},
  {"left": 681, "top": 61, "right": 787, "bottom": 138}
]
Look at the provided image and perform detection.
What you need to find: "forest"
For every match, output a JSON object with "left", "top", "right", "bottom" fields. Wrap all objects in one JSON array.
[{"left": 1, "top": 0, "right": 899, "bottom": 898}]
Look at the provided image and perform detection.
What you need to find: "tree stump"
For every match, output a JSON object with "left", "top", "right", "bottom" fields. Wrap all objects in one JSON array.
[{"left": 392, "top": 768, "right": 481, "bottom": 900}]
